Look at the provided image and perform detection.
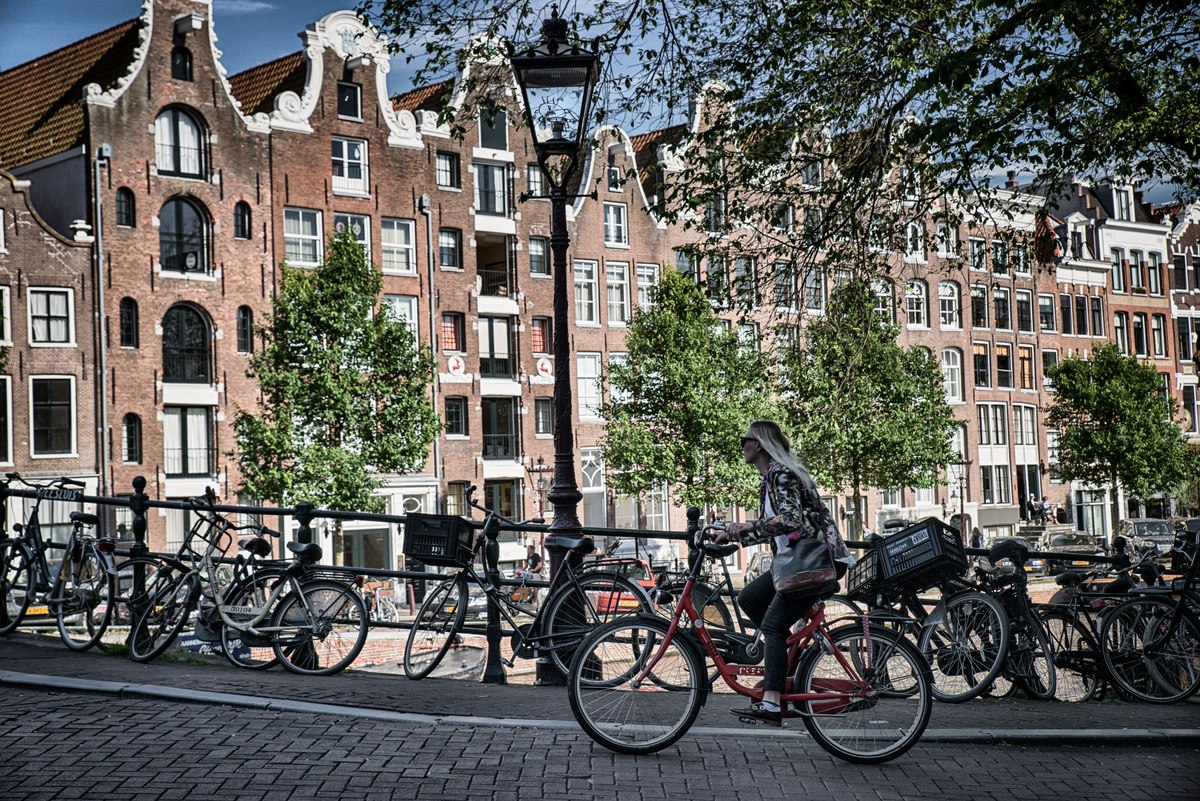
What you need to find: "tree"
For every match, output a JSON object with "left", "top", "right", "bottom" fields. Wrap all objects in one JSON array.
[
  {"left": 600, "top": 266, "right": 781, "bottom": 510},
  {"left": 782, "top": 280, "right": 958, "bottom": 537},
  {"left": 1045, "top": 343, "right": 1195, "bottom": 535},
  {"left": 233, "top": 232, "right": 440, "bottom": 514}
]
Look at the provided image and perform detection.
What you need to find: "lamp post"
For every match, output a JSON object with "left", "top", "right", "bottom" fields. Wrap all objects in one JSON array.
[{"left": 525, "top": 455, "right": 554, "bottom": 546}]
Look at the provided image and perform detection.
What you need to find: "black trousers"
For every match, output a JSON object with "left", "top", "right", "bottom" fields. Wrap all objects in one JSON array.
[{"left": 738, "top": 570, "right": 840, "bottom": 693}]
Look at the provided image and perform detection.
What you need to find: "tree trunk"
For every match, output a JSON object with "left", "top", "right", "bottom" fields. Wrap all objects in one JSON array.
[{"left": 1109, "top": 473, "right": 1122, "bottom": 548}]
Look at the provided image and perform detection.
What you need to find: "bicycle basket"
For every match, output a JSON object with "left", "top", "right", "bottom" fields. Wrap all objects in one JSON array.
[
  {"left": 876, "top": 517, "right": 968, "bottom": 593},
  {"left": 403, "top": 513, "right": 475, "bottom": 568},
  {"left": 845, "top": 549, "right": 897, "bottom": 604}
]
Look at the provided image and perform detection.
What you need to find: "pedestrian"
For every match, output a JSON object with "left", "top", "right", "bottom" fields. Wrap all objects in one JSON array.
[
  {"left": 1041, "top": 496, "right": 1053, "bottom": 525},
  {"left": 715, "top": 420, "right": 855, "bottom": 725},
  {"left": 1025, "top": 497, "right": 1037, "bottom": 522}
]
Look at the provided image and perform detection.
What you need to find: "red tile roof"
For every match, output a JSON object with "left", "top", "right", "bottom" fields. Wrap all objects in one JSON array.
[
  {"left": 228, "top": 52, "right": 306, "bottom": 118},
  {"left": 392, "top": 79, "right": 453, "bottom": 114},
  {"left": 630, "top": 124, "right": 686, "bottom": 169},
  {"left": 0, "top": 18, "right": 141, "bottom": 170}
]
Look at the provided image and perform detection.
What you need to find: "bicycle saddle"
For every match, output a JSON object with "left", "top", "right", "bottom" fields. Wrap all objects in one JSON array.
[
  {"left": 988, "top": 538, "right": 1029, "bottom": 567},
  {"left": 703, "top": 542, "right": 739, "bottom": 559},
  {"left": 287, "top": 541, "right": 323, "bottom": 563},
  {"left": 556, "top": 536, "right": 594, "bottom": 554},
  {"left": 69, "top": 511, "right": 99, "bottom": 527},
  {"left": 240, "top": 537, "right": 273, "bottom": 558}
]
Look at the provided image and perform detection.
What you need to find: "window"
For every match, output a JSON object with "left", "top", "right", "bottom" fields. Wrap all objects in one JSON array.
[
  {"left": 1090, "top": 297, "right": 1104, "bottom": 337},
  {"left": 438, "top": 228, "right": 461, "bottom": 269},
  {"left": 479, "top": 108, "right": 507, "bottom": 150},
  {"left": 444, "top": 397, "right": 468, "bottom": 436},
  {"left": 936, "top": 221, "right": 959, "bottom": 257},
  {"left": 603, "top": 203, "right": 628, "bottom": 246},
  {"left": 802, "top": 160, "right": 822, "bottom": 187},
  {"left": 236, "top": 306, "right": 253, "bottom": 353},
  {"left": 474, "top": 162, "right": 508, "bottom": 215},
  {"left": 1133, "top": 313, "right": 1148, "bottom": 356},
  {"left": 973, "top": 342, "right": 991, "bottom": 387},
  {"left": 1152, "top": 314, "right": 1167, "bottom": 357},
  {"left": 384, "top": 295, "right": 419, "bottom": 339},
  {"left": 1180, "top": 317, "right": 1195, "bottom": 361},
  {"left": 478, "top": 316, "right": 512, "bottom": 377},
  {"left": 527, "top": 164, "right": 545, "bottom": 197},
  {"left": 283, "top": 208, "right": 321, "bottom": 266},
  {"left": 977, "top": 403, "right": 1008, "bottom": 445},
  {"left": 709, "top": 259, "right": 730, "bottom": 308},
  {"left": 30, "top": 377, "right": 74, "bottom": 456},
  {"left": 941, "top": 349, "right": 963, "bottom": 403},
  {"left": 1148, "top": 252, "right": 1163, "bottom": 295},
  {"left": 1038, "top": 294, "right": 1055, "bottom": 332},
  {"left": 1018, "top": 346, "right": 1035, "bottom": 390},
  {"left": 971, "top": 285, "right": 988, "bottom": 328},
  {"left": 233, "top": 201, "right": 251, "bottom": 239},
  {"left": 531, "top": 317, "right": 551, "bottom": 353},
  {"left": 772, "top": 203, "right": 794, "bottom": 231},
  {"left": 29, "top": 289, "right": 73, "bottom": 345},
  {"left": 993, "top": 287, "right": 1010, "bottom": 330},
  {"left": 574, "top": 260, "right": 598, "bottom": 323},
  {"left": 441, "top": 312, "right": 465, "bottom": 351},
  {"left": 1115, "top": 187, "right": 1133, "bottom": 220},
  {"left": 337, "top": 81, "right": 361, "bottom": 119},
  {"left": 905, "top": 280, "right": 928, "bottom": 327},
  {"left": 996, "top": 343, "right": 1013, "bottom": 389},
  {"left": 776, "top": 262, "right": 798, "bottom": 309},
  {"left": 606, "top": 262, "right": 629, "bottom": 325},
  {"left": 1060, "top": 294, "right": 1073, "bottom": 335},
  {"left": 705, "top": 194, "right": 726, "bottom": 233},
  {"left": 381, "top": 218, "right": 416, "bottom": 275},
  {"left": 1130, "top": 250, "right": 1145, "bottom": 292},
  {"left": 804, "top": 206, "right": 823, "bottom": 245},
  {"left": 171, "top": 46, "right": 193, "bottom": 81},
  {"left": 445, "top": 482, "right": 468, "bottom": 515},
  {"left": 1015, "top": 290, "right": 1033, "bottom": 333},
  {"left": 734, "top": 257, "right": 757, "bottom": 305},
  {"left": 675, "top": 249, "right": 698, "bottom": 282},
  {"left": 738, "top": 323, "right": 759, "bottom": 353},
  {"left": 636, "top": 263, "right": 659, "bottom": 311},
  {"left": 992, "top": 241, "right": 1009, "bottom": 275},
  {"left": 1174, "top": 255, "right": 1189, "bottom": 290},
  {"left": 1012, "top": 405, "right": 1037, "bottom": 445},
  {"left": 980, "top": 465, "right": 1012, "bottom": 505},
  {"left": 1069, "top": 230, "right": 1085, "bottom": 259},
  {"left": 332, "top": 137, "right": 368, "bottom": 194},
  {"left": 1111, "top": 248, "right": 1126, "bottom": 292},
  {"left": 0, "top": 287, "right": 7, "bottom": 345},
  {"left": 162, "top": 305, "right": 211, "bottom": 384},
  {"left": 1184, "top": 386, "right": 1199, "bottom": 434},
  {"left": 163, "top": 407, "right": 212, "bottom": 477},
  {"left": 1013, "top": 243, "right": 1030, "bottom": 274},
  {"left": 607, "top": 162, "right": 622, "bottom": 191},
  {"left": 1042, "top": 350, "right": 1059, "bottom": 389},
  {"left": 969, "top": 238, "right": 987, "bottom": 271},
  {"left": 1075, "top": 295, "right": 1089, "bottom": 336},
  {"left": 1114, "top": 312, "right": 1130, "bottom": 354},
  {"left": 122, "top": 413, "right": 142, "bottom": 463},
  {"left": 0, "top": 376, "right": 9, "bottom": 463},
  {"left": 608, "top": 352, "right": 630, "bottom": 404},
  {"left": 938, "top": 282, "right": 960, "bottom": 328},
  {"left": 577, "top": 353, "right": 601, "bottom": 419},
  {"left": 871, "top": 278, "right": 891, "bottom": 319},
  {"left": 154, "top": 108, "right": 204, "bottom": 177},
  {"left": 159, "top": 197, "right": 208, "bottom": 273},
  {"left": 436, "top": 152, "right": 461, "bottom": 188},
  {"left": 115, "top": 188, "right": 135, "bottom": 227},
  {"left": 803, "top": 268, "right": 824, "bottom": 311},
  {"left": 534, "top": 397, "right": 553, "bottom": 435},
  {"left": 529, "top": 237, "right": 549, "bottom": 276},
  {"left": 119, "top": 297, "right": 138, "bottom": 348},
  {"left": 333, "top": 213, "right": 370, "bottom": 259}
]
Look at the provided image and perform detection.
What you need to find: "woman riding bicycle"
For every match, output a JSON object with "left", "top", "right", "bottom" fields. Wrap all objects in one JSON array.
[{"left": 716, "top": 420, "right": 855, "bottom": 725}]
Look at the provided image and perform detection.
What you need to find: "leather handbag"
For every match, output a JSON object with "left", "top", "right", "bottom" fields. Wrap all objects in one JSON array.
[{"left": 772, "top": 537, "right": 837, "bottom": 596}]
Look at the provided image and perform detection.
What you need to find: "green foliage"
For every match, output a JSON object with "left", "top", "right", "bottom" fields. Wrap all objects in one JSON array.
[
  {"left": 600, "top": 267, "right": 781, "bottom": 509},
  {"left": 1045, "top": 344, "right": 1195, "bottom": 516},
  {"left": 783, "top": 280, "right": 957, "bottom": 533},
  {"left": 233, "top": 232, "right": 440, "bottom": 512}
]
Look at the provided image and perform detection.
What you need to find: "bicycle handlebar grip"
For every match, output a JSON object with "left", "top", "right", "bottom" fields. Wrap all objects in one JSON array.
[
  {"left": 5, "top": 472, "right": 19, "bottom": 480},
  {"left": 60, "top": 477, "right": 86, "bottom": 488}
]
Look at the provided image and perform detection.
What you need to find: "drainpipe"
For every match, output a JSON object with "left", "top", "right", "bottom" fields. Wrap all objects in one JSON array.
[
  {"left": 92, "top": 144, "right": 112, "bottom": 499},
  {"left": 418, "top": 193, "right": 441, "bottom": 509}
]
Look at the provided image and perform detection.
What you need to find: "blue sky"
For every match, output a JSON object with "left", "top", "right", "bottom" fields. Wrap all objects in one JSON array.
[{"left": 0, "top": 0, "right": 429, "bottom": 93}]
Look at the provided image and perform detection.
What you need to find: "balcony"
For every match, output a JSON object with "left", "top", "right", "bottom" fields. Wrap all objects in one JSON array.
[
  {"left": 164, "top": 446, "right": 213, "bottom": 478},
  {"left": 479, "top": 354, "right": 514, "bottom": 379},
  {"left": 163, "top": 350, "right": 212, "bottom": 384},
  {"left": 482, "top": 433, "right": 518, "bottom": 461},
  {"left": 478, "top": 261, "right": 514, "bottom": 297}
]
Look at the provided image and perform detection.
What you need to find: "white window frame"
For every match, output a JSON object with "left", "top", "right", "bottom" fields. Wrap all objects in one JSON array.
[
  {"left": 162, "top": 406, "right": 212, "bottom": 477},
  {"left": 29, "top": 374, "right": 77, "bottom": 458},
  {"left": 936, "top": 221, "right": 959, "bottom": 257},
  {"left": 577, "top": 352, "right": 602, "bottom": 419},
  {"left": 905, "top": 280, "right": 928, "bottom": 328},
  {"left": 529, "top": 237, "right": 549, "bottom": 276},
  {"left": 636, "top": 263, "right": 659, "bottom": 311},
  {"left": 0, "top": 375, "right": 11, "bottom": 464},
  {"left": 0, "top": 286, "right": 11, "bottom": 345},
  {"left": 27, "top": 288, "right": 75, "bottom": 346},
  {"left": 332, "top": 137, "right": 369, "bottom": 195},
  {"left": 473, "top": 162, "right": 509, "bottom": 216},
  {"left": 1016, "top": 289, "right": 1034, "bottom": 333},
  {"left": 1111, "top": 248, "right": 1126, "bottom": 292},
  {"left": 904, "top": 220, "right": 925, "bottom": 261},
  {"left": 381, "top": 218, "right": 416, "bottom": 275},
  {"left": 804, "top": 269, "right": 825, "bottom": 312},
  {"left": 608, "top": 352, "right": 630, "bottom": 404},
  {"left": 969, "top": 237, "right": 987, "bottom": 271},
  {"left": 336, "top": 81, "right": 361, "bottom": 120},
  {"left": 527, "top": 164, "right": 546, "bottom": 197},
  {"left": 603, "top": 202, "right": 629, "bottom": 247},
  {"left": 1013, "top": 404, "right": 1037, "bottom": 446},
  {"left": 941, "top": 348, "right": 963, "bottom": 403},
  {"left": 435, "top": 152, "right": 461, "bottom": 189},
  {"left": 1038, "top": 294, "right": 1056, "bottom": 332},
  {"left": 574, "top": 260, "right": 598, "bottom": 324},
  {"left": 606, "top": 262, "right": 630, "bottom": 326},
  {"left": 438, "top": 228, "right": 462, "bottom": 270},
  {"left": 283, "top": 208, "right": 322, "bottom": 267},
  {"left": 384, "top": 294, "right": 419, "bottom": 339},
  {"left": 333, "top": 213, "right": 370, "bottom": 261},
  {"left": 1148, "top": 252, "right": 1163, "bottom": 295},
  {"left": 938, "top": 281, "right": 960, "bottom": 329},
  {"left": 1152, "top": 314, "right": 1167, "bottom": 357},
  {"left": 0, "top": 209, "right": 6, "bottom": 252}
]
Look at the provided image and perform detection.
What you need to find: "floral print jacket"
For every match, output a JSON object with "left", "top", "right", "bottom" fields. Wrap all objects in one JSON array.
[{"left": 745, "top": 462, "right": 855, "bottom": 566}]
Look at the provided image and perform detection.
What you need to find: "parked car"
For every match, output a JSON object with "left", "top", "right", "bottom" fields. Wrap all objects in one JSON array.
[
  {"left": 744, "top": 549, "right": 773, "bottom": 585},
  {"left": 1041, "top": 532, "right": 1104, "bottom": 576},
  {"left": 1120, "top": 518, "right": 1176, "bottom": 554},
  {"left": 592, "top": 558, "right": 655, "bottom": 615}
]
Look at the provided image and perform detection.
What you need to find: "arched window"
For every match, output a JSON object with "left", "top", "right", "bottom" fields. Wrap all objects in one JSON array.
[
  {"left": 154, "top": 108, "right": 204, "bottom": 177},
  {"left": 162, "top": 304, "right": 212, "bottom": 383},
  {"left": 122, "top": 413, "right": 142, "bottom": 464},
  {"left": 941, "top": 349, "right": 963, "bottom": 403},
  {"left": 938, "top": 281, "right": 961, "bottom": 328},
  {"left": 233, "top": 201, "right": 252, "bottom": 240},
  {"left": 905, "top": 279, "right": 928, "bottom": 327},
  {"left": 236, "top": 306, "right": 254, "bottom": 353},
  {"left": 115, "top": 188, "right": 135, "bottom": 227},
  {"left": 171, "top": 46, "right": 193, "bottom": 81},
  {"left": 159, "top": 197, "right": 208, "bottom": 273},
  {"left": 119, "top": 297, "right": 139, "bottom": 348}
]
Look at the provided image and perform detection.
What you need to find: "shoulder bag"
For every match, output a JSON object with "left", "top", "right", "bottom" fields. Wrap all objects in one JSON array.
[{"left": 772, "top": 537, "right": 837, "bottom": 597}]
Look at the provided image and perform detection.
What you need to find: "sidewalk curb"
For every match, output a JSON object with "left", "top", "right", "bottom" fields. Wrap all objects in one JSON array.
[{"left": 4, "top": 669, "right": 1199, "bottom": 745}]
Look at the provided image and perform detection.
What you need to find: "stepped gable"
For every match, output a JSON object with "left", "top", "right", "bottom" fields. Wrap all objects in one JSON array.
[
  {"left": 228, "top": 51, "right": 307, "bottom": 118},
  {"left": 392, "top": 79, "right": 453, "bottom": 113},
  {"left": 0, "top": 18, "right": 141, "bottom": 169}
]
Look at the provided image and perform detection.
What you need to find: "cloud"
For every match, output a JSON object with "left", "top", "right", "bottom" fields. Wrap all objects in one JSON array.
[{"left": 215, "top": 0, "right": 278, "bottom": 14}]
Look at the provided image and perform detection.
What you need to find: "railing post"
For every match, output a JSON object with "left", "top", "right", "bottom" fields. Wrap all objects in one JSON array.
[
  {"left": 0, "top": 479, "right": 9, "bottom": 541},
  {"left": 481, "top": 527, "right": 507, "bottom": 684},
  {"left": 294, "top": 501, "right": 314, "bottom": 544},
  {"left": 126, "top": 476, "right": 150, "bottom": 644}
]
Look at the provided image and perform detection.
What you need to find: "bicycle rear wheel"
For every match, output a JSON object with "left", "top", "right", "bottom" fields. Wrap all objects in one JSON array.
[
  {"left": 1013, "top": 618, "right": 1057, "bottom": 700},
  {"left": 568, "top": 616, "right": 706, "bottom": 755},
  {"left": 795, "top": 624, "right": 931, "bottom": 764},
  {"left": 1100, "top": 597, "right": 1200, "bottom": 704},
  {"left": 220, "top": 575, "right": 280, "bottom": 670},
  {"left": 918, "top": 591, "right": 1009, "bottom": 702},
  {"left": 271, "top": 579, "right": 368, "bottom": 676},
  {"left": 54, "top": 547, "right": 113, "bottom": 651},
  {"left": 129, "top": 572, "right": 199, "bottom": 662},
  {"left": 404, "top": 576, "right": 467, "bottom": 680},
  {"left": 0, "top": 541, "right": 34, "bottom": 636},
  {"left": 544, "top": 573, "right": 653, "bottom": 676},
  {"left": 1040, "top": 611, "right": 1100, "bottom": 702}
]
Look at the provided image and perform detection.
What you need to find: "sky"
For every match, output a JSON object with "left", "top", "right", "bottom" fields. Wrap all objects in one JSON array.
[{"left": 0, "top": 0, "right": 429, "bottom": 94}]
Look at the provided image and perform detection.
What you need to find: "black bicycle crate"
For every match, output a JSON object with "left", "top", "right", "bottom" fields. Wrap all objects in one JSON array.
[
  {"left": 877, "top": 517, "right": 968, "bottom": 591},
  {"left": 403, "top": 513, "right": 475, "bottom": 568},
  {"left": 845, "top": 549, "right": 884, "bottom": 602}
]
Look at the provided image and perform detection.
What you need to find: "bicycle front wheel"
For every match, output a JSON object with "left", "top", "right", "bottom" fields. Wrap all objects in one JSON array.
[
  {"left": 1012, "top": 618, "right": 1057, "bottom": 700},
  {"left": 219, "top": 575, "right": 280, "bottom": 670},
  {"left": 0, "top": 541, "right": 34, "bottom": 636},
  {"left": 918, "top": 591, "right": 1010, "bottom": 702},
  {"left": 403, "top": 576, "right": 467, "bottom": 680},
  {"left": 796, "top": 624, "right": 932, "bottom": 764},
  {"left": 55, "top": 546, "right": 113, "bottom": 651},
  {"left": 543, "top": 572, "right": 653, "bottom": 676},
  {"left": 1100, "top": 597, "right": 1200, "bottom": 704},
  {"left": 1040, "top": 611, "right": 1100, "bottom": 702},
  {"left": 568, "top": 616, "right": 706, "bottom": 755},
  {"left": 271, "top": 579, "right": 368, "bottom": 676},
  {"left": 129, "top": 572, "right": 199, "bottom": 662}
]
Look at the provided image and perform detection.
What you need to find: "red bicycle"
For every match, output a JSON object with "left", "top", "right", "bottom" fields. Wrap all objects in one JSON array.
[{"left": 567, "top": 514, "right": 932, "bottom": 763}]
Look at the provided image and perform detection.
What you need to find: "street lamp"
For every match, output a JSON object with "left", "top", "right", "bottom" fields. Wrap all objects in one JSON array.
[{"left": 510, "top": 7, "right": 599, "bottom": 575}]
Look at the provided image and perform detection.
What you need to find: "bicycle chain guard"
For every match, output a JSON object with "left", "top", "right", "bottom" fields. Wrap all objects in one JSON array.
[{"left": 511, "top": 623, "right": 537, "bottom": 659}]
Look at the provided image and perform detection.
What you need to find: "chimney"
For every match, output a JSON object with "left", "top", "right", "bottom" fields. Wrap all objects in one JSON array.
[{"left": 1005, "top": 170, "right": 1018, "bottom": 189}]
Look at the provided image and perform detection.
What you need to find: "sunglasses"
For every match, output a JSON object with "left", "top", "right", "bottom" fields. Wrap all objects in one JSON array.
[{"left": 741, "top": 437, "right": 759, "bottom": 447}]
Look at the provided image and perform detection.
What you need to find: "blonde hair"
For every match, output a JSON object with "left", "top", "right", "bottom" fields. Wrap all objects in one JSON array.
[{"left": 746, "top": 420, "right": 817, "bottom": 490}]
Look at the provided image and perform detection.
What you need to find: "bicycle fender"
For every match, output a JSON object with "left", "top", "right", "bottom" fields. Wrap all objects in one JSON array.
[{"left": 924, "top": 601, "right": 948, "bottom": 628}]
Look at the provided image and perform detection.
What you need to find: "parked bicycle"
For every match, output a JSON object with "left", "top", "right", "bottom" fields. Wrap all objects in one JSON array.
[
  {"left": 402, "top": 485, "right": 654, "bottom": 680},
  {"left": 0, "top": 473, "right": 118, "bottom": 651},
  {"left": 567, "top": 513, "right": 932, "bottom": 763}
]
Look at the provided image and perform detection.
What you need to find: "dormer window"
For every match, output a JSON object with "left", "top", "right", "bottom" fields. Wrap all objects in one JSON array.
[
  {"left": 171, "top": 47, "right": 193, "bottom": 81},
  {"left": 480, "top": 108, "right": 507, "bottom": 150},
  {"left": 337, "top": 82, "right": 361, "bottom": 120},
  {"left": 155, "top": 108, "right": 205, "bottom": 178},
  {"left": 1115, "top": 188, "right": 1133, "bottom": 221}
]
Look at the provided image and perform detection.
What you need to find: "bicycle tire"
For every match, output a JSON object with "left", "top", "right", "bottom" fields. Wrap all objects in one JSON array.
[
  {"left": 567, "top": 616, "right": 706, "bottom": 755},
  {"left": 795, "top": 623, "right": 932, "bottom": 764},
  {"left": 1040, "top": 611, "right": 1100, "bottom": 702},
  {"left": 1100, "top": 597, "right": 1200, "bottom": 704},
  {"left": 824, "top": 594, "right": 865, "bottom": 627},
  {"left": 658, "top": 580, "right": 734, "bottom": 630},
  {"left": 0, "top": 541, "right": 34, "bottom": 636},
  {"left": 271, "top": 579, "right": 368, "bottom": 676},
  {"left": 54, "top": 546, "right": 114, "bottom": 651},
  {"left": 110, "top": 556, "right": 169, "bottom": 627},
  {"left": 128, "top": 571, "right": 199, "bottom": 662},
  {"left": 1013, "top": 617, "right": 1057, "bottom": 700},
  {"left": 543, "top": 572, "right": 654, "bottom": 676},
  {"left": 918, "top": 591, "right": 1010, "bottom": 702},
  {"left": 219, "top": 574, "right": 281, "bottom": 670},
  {"left": 404, "top": 576, "right": 467, "bottom": 680}
]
